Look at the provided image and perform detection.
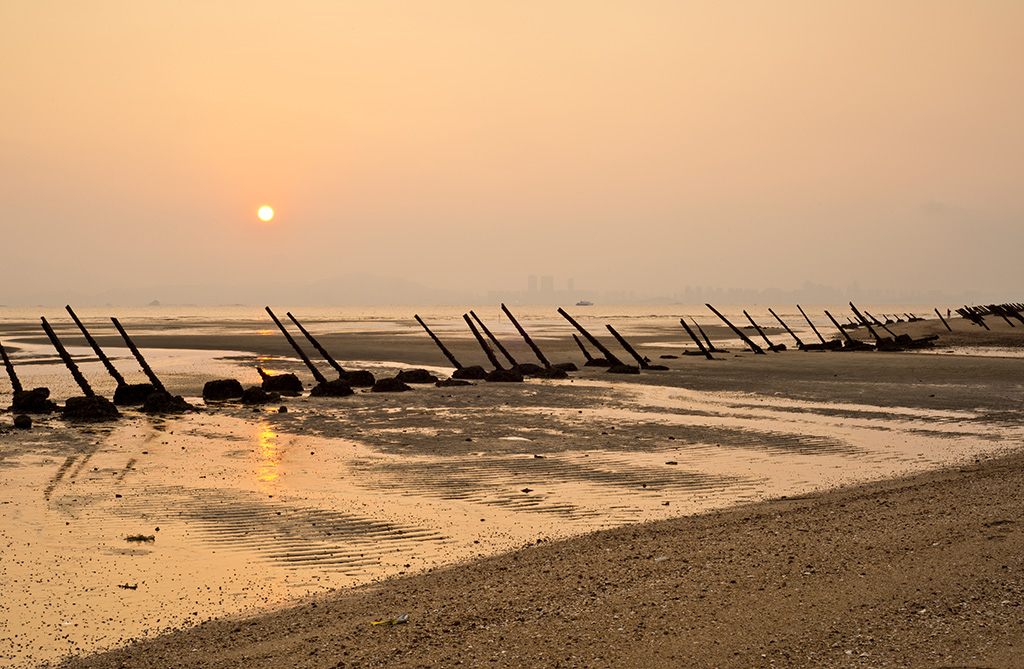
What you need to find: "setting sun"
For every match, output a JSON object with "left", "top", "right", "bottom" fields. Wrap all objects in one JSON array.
[{"left": 257, "top": 206, "right": 274, "bottom": 221}]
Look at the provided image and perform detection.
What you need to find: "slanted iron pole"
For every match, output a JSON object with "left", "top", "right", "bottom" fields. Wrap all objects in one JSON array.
[
  {"left": 463, "top": 314, "right": 504, "bottom": 370},
  {"left": 572, "top": 334, "right": 596, "bottom": 363},
  {"left": 848, "top": 303, "right": 885, "bottom": 343},
  {"left": 500, "top": 304, "right": 551, "bottom": 368},
  {"left": 863, "top": 310, "right": 898, "bottom": 338},
  {"left": 110, "top": 317, "right": 167, "bottom": 392},
  {"left": 692, "top": 319, "right": 723, "bottom": 352},
  {"left": 40, "top": 317, "right": 94, "bottom": 397},
  {"left": 679, "top": 318, "right": 714, "bottom": 360},
  {"left": 0, "top": 339, "right": 24, "bottom": 393},
  {"left": 605, "top": 324, "right": 649, "bottom": 369},
  {"left": 414, "top": 315, "right": 464, "bottom": 369},
  {"left": 743, "top": 310, "right": 781, "bottom": 352},
  {"left": 66, "top": 305, "right": 126, "bottom": 386},
  {"left": 934, "top": 308, "right": 953, "bottom": 332},
  {"left": 287, "top": 312, "right": 346, "bottom": 375},
  {"left": 797, "top": 304, "right": 828, "bottom": 345},
  {"left": 470, "top": 311, "right": 517, "bottom": 368},
  {"left": 824, "top": 310, "right": 859, "bottom": 345},
  {"left": 557, "top": 308, "right": 624, "bottom": 366},
  {"left": 264, "top": 307, "right": 328, "bottom": 385},
  {"left": 705, "top": 304, "right": 765, "bottom": 354},
  {"left": 768, "top": 308, "right": 804, "bottom": 349}
]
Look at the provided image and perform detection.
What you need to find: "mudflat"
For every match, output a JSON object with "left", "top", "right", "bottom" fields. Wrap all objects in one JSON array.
[
  {"left": 1, "top": 310, "right": 1021, "bottom": 667},
  {"left": 57, "top": 450, "right": 1024, "bottom": 668}
]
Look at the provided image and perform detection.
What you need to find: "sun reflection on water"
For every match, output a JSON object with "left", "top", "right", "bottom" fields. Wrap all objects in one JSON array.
[{"left": 255, "top": 423, "right": 282, "bottom": 486}]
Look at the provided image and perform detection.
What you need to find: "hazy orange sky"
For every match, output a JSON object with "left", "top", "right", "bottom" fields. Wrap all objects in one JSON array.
[{"left": 2, "top": 2, "right": 1022, "bottom": 304}]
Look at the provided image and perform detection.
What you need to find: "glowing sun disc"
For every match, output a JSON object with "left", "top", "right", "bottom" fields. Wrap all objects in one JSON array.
[{"left": 258, "top": 206, "right": 274, "bottom": 221}]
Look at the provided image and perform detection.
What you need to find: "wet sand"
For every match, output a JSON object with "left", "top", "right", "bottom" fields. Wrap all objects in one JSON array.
[{"left": 1, "top": 311, "right": 1023, "bottom": 667}]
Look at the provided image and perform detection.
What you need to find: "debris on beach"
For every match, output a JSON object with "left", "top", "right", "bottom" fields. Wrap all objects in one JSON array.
[{"left": 371, "top": 613, "right": 409, "bottom": 626}]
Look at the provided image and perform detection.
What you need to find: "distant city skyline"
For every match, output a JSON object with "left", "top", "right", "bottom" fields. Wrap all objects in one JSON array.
[{"left": 0, "top": 272, "right": 994, "bottom": 308}]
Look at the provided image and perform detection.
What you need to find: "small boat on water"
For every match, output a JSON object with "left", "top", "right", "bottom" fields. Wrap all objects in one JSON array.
[{"left": 575, "top": 300, "right": 593, "bottom": 306}]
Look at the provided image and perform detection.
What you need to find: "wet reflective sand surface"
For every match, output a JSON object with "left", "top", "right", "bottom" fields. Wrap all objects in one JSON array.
[
  {"left": 2, "top": 309, "right": 1023, "bottom": 666},
  {"left": 4, "top": 364, "right": 1022, "bottom": 667}
]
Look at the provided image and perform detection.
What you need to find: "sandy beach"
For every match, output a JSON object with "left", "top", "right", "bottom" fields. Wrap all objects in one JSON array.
[{"left": 2, "top": 307, "right": 1023, "bottom": 667}]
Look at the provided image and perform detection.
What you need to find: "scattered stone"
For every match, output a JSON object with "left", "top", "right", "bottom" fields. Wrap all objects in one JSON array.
[
  {"left": 395, "top": 369, "right": 439, "bottom": 384},
  {"left": 485, "top": 368, "right": 524, "bottom": 383},
  {"left": 553, "top": 362, "right": 579, "bottom": 372},
  {"left": 258, "top": 368, "right": 303, "bottom": 395},
  {"left": 11, "top": 387, "right": 57, "bottom": 414},
  {"left": 584, "top": 358, "right": 610, "bottom": 367},
  {"left": 113, "top": 383, "right": 158, "bottom": 406},
  {"left": 241, "top": 387, "right": 279, "bottom": 405},
  {"left": 372, "top": 377, "right": 412, "bottom": 393},
  {"left": 534, "top": 366, "right": 569, "bottom": 379},
  {"left": 62, "top": 396, "right": 120, "bottom": 422},
  {"left": 13, "top": 414, "right": 31, "bottom": 430},
  {"left": 310, "top": 379, "right": 354, "bottom": 397},
  {"left": 202, "top": 379, "right": 244, "bottom": 401},
  {"left": 608, "top": 364, "right": 641, "bottom": 375},
  {"left": 512, "top": 363, "right": 546, "bottom": 377},
  {"left": 452, "top": 365, "right": 488, "bottom": 380},
  {"left": 338, "top": 370, "right": 376, "bottom": 387}
]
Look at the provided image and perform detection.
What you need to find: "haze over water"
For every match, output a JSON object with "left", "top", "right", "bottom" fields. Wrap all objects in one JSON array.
[{"left": 2, "top": 3, "right": 1022, "bottom": 306}]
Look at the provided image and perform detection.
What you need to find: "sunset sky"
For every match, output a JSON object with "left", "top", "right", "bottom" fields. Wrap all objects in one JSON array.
[{"left": 2, "top": 2, "right": 1022, "bottom": 304}]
